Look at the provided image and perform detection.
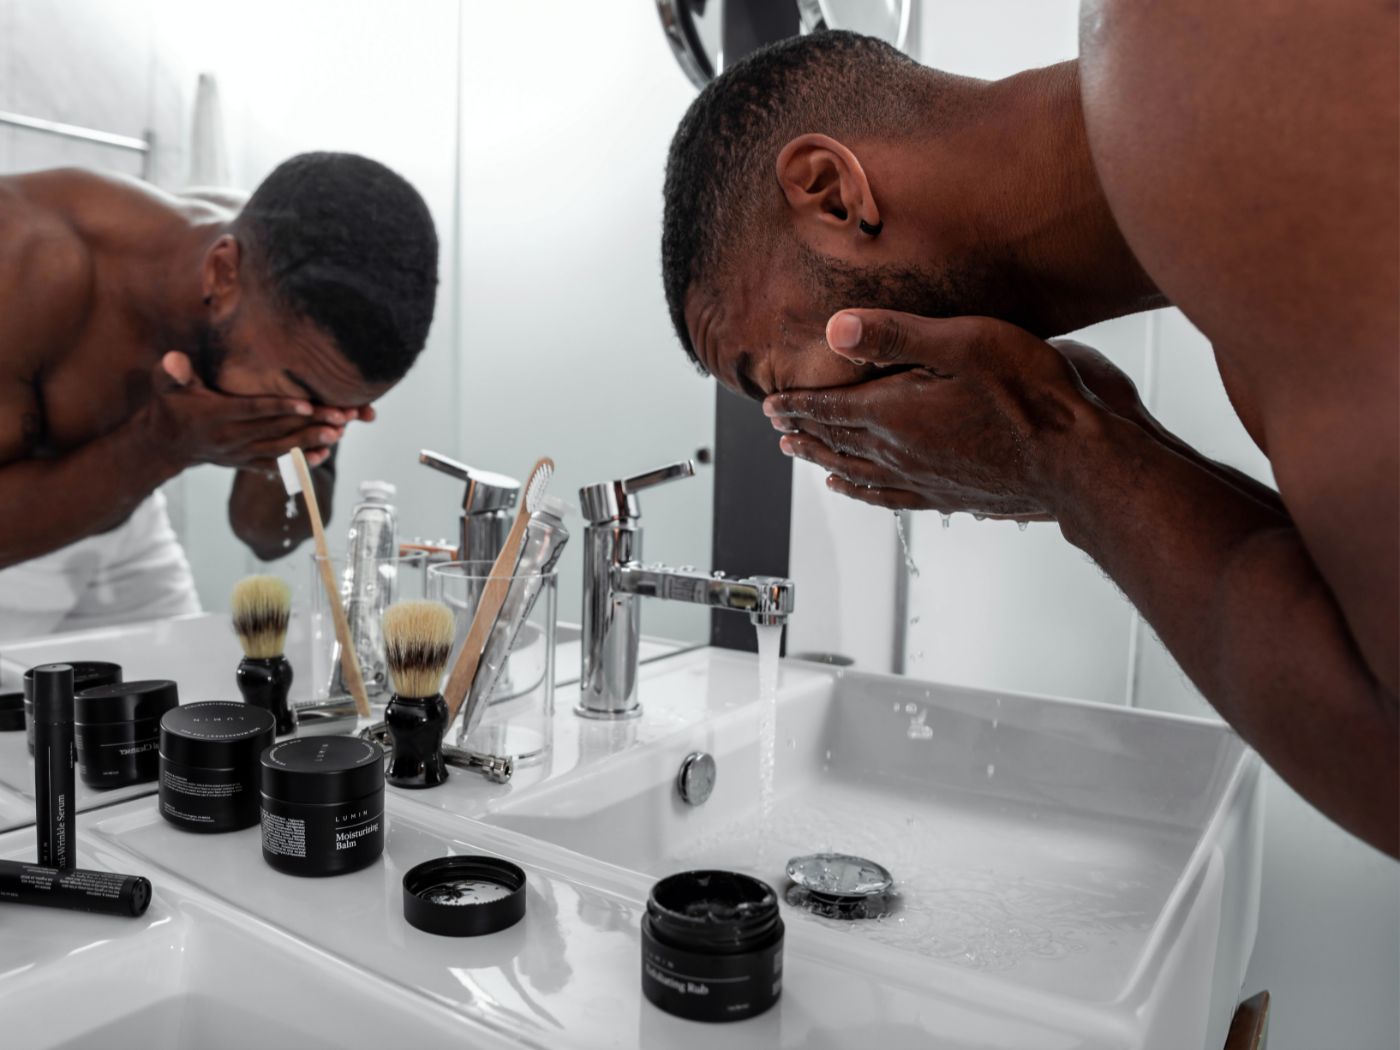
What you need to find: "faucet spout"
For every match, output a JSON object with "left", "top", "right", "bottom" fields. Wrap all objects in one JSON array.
[{"left": 612, "top": 565, "right": 794, "bottom": 626}]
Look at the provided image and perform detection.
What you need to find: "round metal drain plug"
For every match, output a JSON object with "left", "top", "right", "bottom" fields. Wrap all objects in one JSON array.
[{"left": 784, "top": 852, "right": 896, "bottom": 920}]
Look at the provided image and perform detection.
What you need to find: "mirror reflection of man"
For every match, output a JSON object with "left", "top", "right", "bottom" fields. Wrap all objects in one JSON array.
[
  {"left": 0, "top": 152, "right": 439, "bottom": 640},
  {"left": 662, "top": 24, "right": 1398, "bottom": 856}
]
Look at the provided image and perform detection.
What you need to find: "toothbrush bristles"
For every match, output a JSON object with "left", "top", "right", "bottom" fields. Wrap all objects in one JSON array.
[{"left": 525, "top": 459, "right": 554, "bottom": 512}]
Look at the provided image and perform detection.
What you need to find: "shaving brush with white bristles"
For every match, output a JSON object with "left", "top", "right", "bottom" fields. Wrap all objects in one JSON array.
[
  {"left": 231, "top": 575, "right": 296, "bottom": 735},
  {"left": 383, "top": 600, "right": 455, "bottom": 789}
]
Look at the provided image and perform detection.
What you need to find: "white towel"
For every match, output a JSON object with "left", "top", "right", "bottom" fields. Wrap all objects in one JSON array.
[
  {"left": 188, "top": 72, "right": 229, "bottom": 186},
  {"left": 0, "top": 491, "right": 201, "bottom": 643}
]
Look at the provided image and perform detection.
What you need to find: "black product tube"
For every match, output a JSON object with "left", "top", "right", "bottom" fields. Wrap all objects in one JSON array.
[
  {"left": 32, "top": 665, "right": 75, "bottom": 870},
  {"left": 0, "top": 859, "right": 151, "bottom": 917}
]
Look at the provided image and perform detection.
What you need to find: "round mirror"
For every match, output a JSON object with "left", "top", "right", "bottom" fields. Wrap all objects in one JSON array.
[
  {"left": 796, "top": 0, "right": 912, "bottom": 49},
  {"left": 657, "top": 0, "right": 914, "bottom": 90}
]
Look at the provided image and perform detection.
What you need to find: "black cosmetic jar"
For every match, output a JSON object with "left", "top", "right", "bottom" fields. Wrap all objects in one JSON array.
[
  {"left": 159, "top": 701, "right": 275, "bottom": 832},
  {"left": 74, "top": 679, "right": 179, "bottom": 789},
  {"left": 24, "top": 662, "right": 122, "bottom": 754},
  {"left": 0, "top": 692, "right": 24, "bottom": 732},
  {"left": 259, "top": 735, "right": 385, "bottom": 877},
  {"left": 641, "top": 870, "right": 784, "bottom": 1023}
]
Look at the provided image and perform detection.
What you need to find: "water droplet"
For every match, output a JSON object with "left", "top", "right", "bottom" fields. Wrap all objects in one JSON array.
[
  {"left": 284, "top": 497, "right": 298, "bottom": 519},
  {"left": 894, "top": 513, "right": 920, "bottom": 578},
  {"left": 904, "top": 702, "right": 917, "bottom": 714},
  {"left": 940, "top": 513, "right": 951, "bottom": 529},
  {"left": 824, "top": 749, "right": 832, "bottom": 761},
  {"left": 1017, "top": 521, "right": 1028, "bottom": 532},
  {"left": 985, "top": 763, "right": 995, "bottom": 778},
  {"left": 909, "top": 615, "right": 921, "bottom": 626}
]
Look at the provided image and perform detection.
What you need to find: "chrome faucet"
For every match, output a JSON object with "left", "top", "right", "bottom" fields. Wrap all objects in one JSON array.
[
  {"left": 577, "top": 460, "right": 795, "bottom": 719},
  {"left": 419, "top": 450, "right": 520, "bottom": 562}
]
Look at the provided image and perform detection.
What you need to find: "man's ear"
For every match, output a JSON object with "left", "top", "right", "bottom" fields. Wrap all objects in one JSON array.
[
  {"left": 201, "top": 235, "right": 243, "bottom": 319},
  {"left": 775, "top": 134, "right": 881, "bottom": 245}
]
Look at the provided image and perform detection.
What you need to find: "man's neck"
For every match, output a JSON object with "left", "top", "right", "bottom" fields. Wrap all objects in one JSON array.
[
  {"left": 952, "top": 61, "right": 1166, "bottom": 336},
  {"left": 119, "top": 217, "right": 225, "bottom": 351}
]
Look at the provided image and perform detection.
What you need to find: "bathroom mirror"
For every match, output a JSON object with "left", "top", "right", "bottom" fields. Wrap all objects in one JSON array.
[
  {"left": 656, "top": 0, "right": 913, "bottom": 88},
  {"left": 0, "top": 0, "right": 718, "bottom": 656}
]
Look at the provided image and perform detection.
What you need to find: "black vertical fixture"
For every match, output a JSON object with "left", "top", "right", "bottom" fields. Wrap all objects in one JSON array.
[{"left": 709, "top": 387, "right": 792, "bottom": 652}]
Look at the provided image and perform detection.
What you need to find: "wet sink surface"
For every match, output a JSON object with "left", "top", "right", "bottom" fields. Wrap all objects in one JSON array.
[
  {"left": 0, "top": 636, "right": 1262, "bottom": 1050},
  {"left": 483, "top": 652, "right": 1262, "bottom": 1045}
]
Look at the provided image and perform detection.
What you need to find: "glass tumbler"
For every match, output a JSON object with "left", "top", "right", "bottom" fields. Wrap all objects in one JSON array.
[
  {"left": 308, "top": 551, "right": 431, "bottom": 706},
  {"left": 428, "top": 560, "right": 556, "bottom": 767}
]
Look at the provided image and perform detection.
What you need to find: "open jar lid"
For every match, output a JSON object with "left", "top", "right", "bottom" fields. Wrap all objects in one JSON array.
[{"left": 402, "top": 856, "right": 527, "bottom": 937}]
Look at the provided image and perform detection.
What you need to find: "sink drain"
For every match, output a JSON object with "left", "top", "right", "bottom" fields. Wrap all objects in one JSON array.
[{"left": 784, "top": 853, "right": 896, "bottom": 920}]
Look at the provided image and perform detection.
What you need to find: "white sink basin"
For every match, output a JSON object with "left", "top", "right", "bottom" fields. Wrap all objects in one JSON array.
[
  {"left": 485, "top": 654, "right": 1264, "bottom": 1050},
  {"left": 0, "top": 622, "right": 1263, "bottom": 1050}
]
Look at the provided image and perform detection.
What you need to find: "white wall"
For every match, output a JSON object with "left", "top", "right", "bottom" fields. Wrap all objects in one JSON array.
[
  {"left": 454, "top": 0, "right": 715, "bottom": 643},
  {"left": 786, "top": 4, "right": 1400, "bottom": 1047}
]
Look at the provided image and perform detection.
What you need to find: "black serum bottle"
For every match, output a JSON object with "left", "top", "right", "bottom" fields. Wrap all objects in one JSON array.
[
  {"left": 385, "top": 694, "right": 449, "bottom": 789},
  {"left": 32, "top": 664, "right": 76, "bottom": 870}
]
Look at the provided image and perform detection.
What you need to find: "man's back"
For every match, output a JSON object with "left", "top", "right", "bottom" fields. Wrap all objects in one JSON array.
[{"left": 1080, "top": 0, "right": 1399, "bottom": 691}]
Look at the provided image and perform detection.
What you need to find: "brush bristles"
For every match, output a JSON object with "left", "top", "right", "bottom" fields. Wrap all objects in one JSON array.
[
  {"left": 231, "top": 575, "right": 292, "bottom": 659},
  {"left": 383, "top": 600, "right": 455, "bottom": 699},
  {"left": 525, "top": 459, "right": 554, "bottom": 512}
]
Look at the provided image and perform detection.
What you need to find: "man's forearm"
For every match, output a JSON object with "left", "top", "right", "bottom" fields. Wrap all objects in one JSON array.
[
  {"left": 1045, "top": 410, "right": 1398, "bottom": 854},
  {"left": 0, "top": 413, "right": 183, "bottom": 569}
]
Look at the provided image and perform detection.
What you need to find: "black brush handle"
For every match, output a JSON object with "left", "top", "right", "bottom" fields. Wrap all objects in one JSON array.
[
  {"left": 236, "top": 657, "right": 296, "bottom": 736},
  {"left": 384, "top": 694, "right": 449, "bottom": 789}
]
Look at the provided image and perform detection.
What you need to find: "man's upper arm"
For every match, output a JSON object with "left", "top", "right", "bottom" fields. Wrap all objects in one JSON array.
[
  {"left": 0, "top": 183, "right": 92, "bottom": 466},
  {"left": 1272, "top": 402, "right": 1400, "bottom": 699}
]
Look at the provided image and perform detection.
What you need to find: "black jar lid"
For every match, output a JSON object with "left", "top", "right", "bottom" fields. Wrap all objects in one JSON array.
[
  {"left": 402, "top": 856, "right": 527, "bottom": 937},
  {"left": 76, "top": 679, "right": 179, "bottom": 726},
  {"left": 23, "top": 661, "right": 122, "bottom": 703},
  {"left": 647, "top": 870, "right": 781, "bottom": 954},
  {"left": 0, "top": 692, "right": 24, "bottom": 731},
  {"left": 160, "top": 701, "right": 275, "bottom": 767},
  {"left": 260, "top": 735, "right": 385, "bottom": 804}
]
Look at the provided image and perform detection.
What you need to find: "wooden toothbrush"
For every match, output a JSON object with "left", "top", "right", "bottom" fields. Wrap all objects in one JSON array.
[
  {"left": 442, "top": 456, "right": 554, "bottom": 728},
  {"left": 279, "top": 448, "right": 372, "bottom": 719}
]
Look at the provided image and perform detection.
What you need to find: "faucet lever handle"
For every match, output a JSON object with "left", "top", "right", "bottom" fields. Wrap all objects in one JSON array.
[
  {"left": 419, "top": 449, "right": 471, "bottom": 481},
  {"left": 579, "top": 459, "right": 695, "bottom": 525},
  {"left": 621, "top": 459, "right": 695, "bottom": 494},
  {"left": 419, "top": 449, "right": 521, "bottom": 515}
]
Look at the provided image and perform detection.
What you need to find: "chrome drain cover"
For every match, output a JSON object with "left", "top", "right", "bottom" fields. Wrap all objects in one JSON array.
[{"left": 784, "top": 853, "right": 895, "bottom": 920}]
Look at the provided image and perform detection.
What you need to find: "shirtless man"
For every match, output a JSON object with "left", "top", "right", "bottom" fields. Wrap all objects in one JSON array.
[
  {"left": 0, "top": 151, "right": 438, "bottom": 637},
  {"left": 661, "top": 13, "right": 1397, "bottom": 856}
]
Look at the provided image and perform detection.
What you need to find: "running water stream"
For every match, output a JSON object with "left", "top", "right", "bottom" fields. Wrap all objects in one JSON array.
[{"left": 755, "top": 623, "right": 783, "bottom": 864}]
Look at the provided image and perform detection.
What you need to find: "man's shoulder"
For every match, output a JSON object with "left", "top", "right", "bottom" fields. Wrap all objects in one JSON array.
[{"left": 0, "top": 173, "right": 99, "bottom": 358}]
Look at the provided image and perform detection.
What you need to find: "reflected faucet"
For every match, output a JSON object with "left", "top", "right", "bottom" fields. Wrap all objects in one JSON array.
[{"left": 576, "top": 460, "right": 795, "bottom": 719}]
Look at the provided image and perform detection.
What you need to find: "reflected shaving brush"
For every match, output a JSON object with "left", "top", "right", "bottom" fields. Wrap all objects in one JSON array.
[
  {"left": 232, "top": 575, "right": 296, "bottom": 736},
  {"left": 383, "top": 600, "right": 455, "bottom": 789}
]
